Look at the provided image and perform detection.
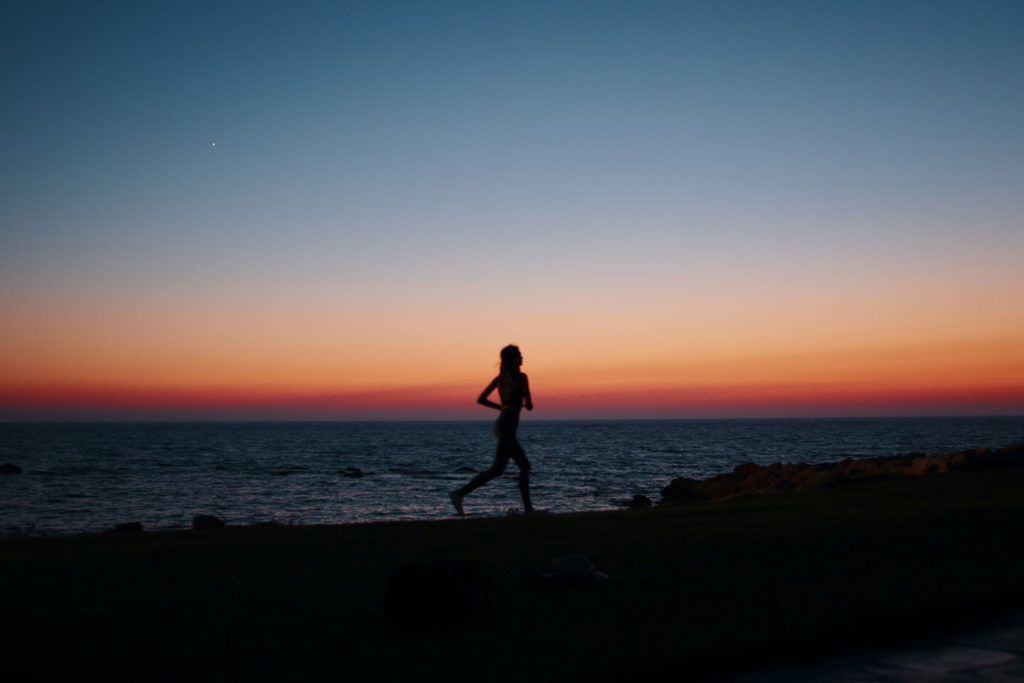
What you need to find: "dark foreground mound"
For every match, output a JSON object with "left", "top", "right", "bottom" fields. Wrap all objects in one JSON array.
[
  {"left": 5, "top": 446, "right": 1024, "bottom": 682},
  {"left": 661, "top": 443, "right": 1024, "bottom": 504}
]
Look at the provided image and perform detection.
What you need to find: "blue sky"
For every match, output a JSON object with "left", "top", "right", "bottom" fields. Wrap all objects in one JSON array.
[{"left": 5, "top": 1, "right": 1022, "bottom": 274}]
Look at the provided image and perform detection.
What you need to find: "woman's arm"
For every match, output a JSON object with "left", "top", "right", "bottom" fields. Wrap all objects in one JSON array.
[
  {"left": 522, "top": 374, "right": 533, "bottom": 411},
  {"left": 477, "top": 377, "right": 501, "bottom": 410}
]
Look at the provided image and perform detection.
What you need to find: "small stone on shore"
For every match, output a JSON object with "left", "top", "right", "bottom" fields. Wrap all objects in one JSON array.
[{"left": 192, "top": 514, "right": 226, "bottom": 530}]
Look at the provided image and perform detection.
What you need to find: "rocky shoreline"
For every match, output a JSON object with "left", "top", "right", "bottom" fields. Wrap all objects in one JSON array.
[{"left": 661, "top": 443, "right": 1024, "bottom": 504}]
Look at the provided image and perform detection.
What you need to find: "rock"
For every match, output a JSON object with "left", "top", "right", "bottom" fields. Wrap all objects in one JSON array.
[
  {"left": 342, "top": 466, "right": 364, "bottom": 478},
  {"left": 732, "top": 462, "right": 760, "bottom": 479},
  {"left": 660, "top": 477, "right": 707, "bottom": 504},
  {"left": 910, "top": 456, "right": 939, "bottom": 475},
  {"left": 111, "top": 522, "right": 144, "bottom": 534},
  {"left": 543, "top": 554, "right": 611, "bottom": 583},
  {"left": 623, "top": 494, "right": 652, "bottom": 508},
  {"left": 191, "top": 514, "right": 226, "bottom": 530},
  {"left": 660, "top": 443, "right": 1024, "bottom": 506},
  {"left": 0, "top": 463, "right": 22, "bottom": 474},
  {"left": 386, "top": 558, "right": 494, "bottom": 630}
]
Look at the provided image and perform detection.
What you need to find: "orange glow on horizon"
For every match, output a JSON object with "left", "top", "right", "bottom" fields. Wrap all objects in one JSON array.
[{"left": 3, "top": 282, "right": 1022, "bottom": 419}]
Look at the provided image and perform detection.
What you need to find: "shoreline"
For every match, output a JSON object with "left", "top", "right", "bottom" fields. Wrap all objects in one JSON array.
[
  {"left": 4, "top": 439, "right": 1024, "bottom": 541},
  {"left": 5, "top": 440, "right": 1021, "bottom": 538}
]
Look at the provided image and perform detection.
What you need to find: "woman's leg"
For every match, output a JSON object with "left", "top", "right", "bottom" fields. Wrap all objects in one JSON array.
[
  {"left": 450, "top": 445, "right": 508, "bottom": 515},
  {"left": 458, "top": 447, "right": 509, "bottom": 496},
  {"left": 509, "top": 440, "right": 533, "bottom": 512},
  {"left": 450, "top": 421, "right": 509, "bottom": 511}
]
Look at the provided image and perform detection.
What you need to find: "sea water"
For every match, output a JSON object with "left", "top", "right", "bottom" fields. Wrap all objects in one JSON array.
[{"left": 1, "top": 417, "right": 1023, "bottom": 535}]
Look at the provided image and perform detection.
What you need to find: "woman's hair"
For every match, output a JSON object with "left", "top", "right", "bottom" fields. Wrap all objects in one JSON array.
[
  {"left": 499, "top": 344, "right": 521, "bottom": 375},
  {"left": 498, "top": 344, "right": 523, "bottom": 396}
]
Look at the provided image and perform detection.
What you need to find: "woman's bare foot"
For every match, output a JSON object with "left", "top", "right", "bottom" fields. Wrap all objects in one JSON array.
[{"left": 449, "top": 491, "right": 465, "bottom": 516}]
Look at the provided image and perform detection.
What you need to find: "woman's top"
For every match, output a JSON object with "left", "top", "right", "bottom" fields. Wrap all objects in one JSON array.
[{"left": 497, "top": 371, "right": 525, "bottom": 410}]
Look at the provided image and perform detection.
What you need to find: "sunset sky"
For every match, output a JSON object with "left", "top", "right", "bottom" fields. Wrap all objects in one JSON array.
[{"left": 2, "top": 1, "right": 1022, "bottom": 420}]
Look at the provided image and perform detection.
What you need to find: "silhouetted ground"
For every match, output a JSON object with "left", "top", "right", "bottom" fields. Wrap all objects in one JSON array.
[
  {"left": 733, "top": 611, "right": 1024, "bottom": 681},
  {"left": 3, "top": 463, "right": 1024, "bottom": 681}
]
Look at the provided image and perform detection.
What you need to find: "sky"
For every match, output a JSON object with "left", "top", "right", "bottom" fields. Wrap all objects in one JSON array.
[{"left": 1, "top": 0, "right": 1023, "bottom": 420}]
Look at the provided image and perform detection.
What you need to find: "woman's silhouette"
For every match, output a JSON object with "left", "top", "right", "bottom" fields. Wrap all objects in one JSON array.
[{"left": 450, "top": 344, "right": 534, "bottom": 515}]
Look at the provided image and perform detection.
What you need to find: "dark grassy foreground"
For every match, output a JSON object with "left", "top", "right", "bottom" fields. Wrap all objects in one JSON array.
[{"left": 4, "top": 468, "right": 1024, "bottom": 682}]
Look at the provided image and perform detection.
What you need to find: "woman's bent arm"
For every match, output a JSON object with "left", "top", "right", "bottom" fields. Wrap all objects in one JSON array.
[{"left": 477, "top": 377, "right": 501, "bottom": 410}]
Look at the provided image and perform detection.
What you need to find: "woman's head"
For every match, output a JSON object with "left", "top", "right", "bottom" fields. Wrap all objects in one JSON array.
[{"left": 500, "top": 344, "right": 522, "bottom": 373}]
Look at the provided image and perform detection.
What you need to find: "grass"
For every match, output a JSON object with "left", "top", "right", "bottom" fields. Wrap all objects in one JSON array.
[{"left": 3, "top": 466, "right": 1024, "bottom": 681}]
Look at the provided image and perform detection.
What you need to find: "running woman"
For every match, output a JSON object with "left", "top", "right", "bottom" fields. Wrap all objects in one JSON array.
[{"left": 450, "top": 344, "right": 534, "bottom": 515}]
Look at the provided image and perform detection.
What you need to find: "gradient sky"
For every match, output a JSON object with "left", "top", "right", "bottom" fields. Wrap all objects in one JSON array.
[{"left": 2, "top": 0, "right": 1023, "bottom": 420}]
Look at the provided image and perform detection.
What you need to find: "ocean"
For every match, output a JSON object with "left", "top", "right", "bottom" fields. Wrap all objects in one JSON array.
[{"left": 2, "top": 416, "right": 1023, "bottom": 535}]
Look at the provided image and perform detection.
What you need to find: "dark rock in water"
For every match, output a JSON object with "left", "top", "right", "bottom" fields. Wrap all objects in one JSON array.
[
  {"left": 191, "top": 514, "right": 226, "bottom": 530},
  {"left": 276, "top": 465, "right": 311, "bottom": 476},
  {"left": 456, "top": 466, "right": 476, "bottom": 473},
  {"left": 660, "top": 443, "right": 1024, "bottom": 505},
  {"left": 342, "top": 466, "right": 364, "bottom": 478},
  {"left": 111, "top": 522, "right": 144, "bottom": 534},
  {"left": 386, "top": 558, "right": 494, "bottom": 630},
  {"left": 0, "top": 463, "right": 22, "bottom": 474}
]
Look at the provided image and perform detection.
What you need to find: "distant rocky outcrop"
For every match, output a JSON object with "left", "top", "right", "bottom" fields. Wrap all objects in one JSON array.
[
  {"left": 0, "top": 463, "right": 22, "bottom": 474},
  {"left": 342, "top": 466, "right": 365, "bottom": 478},
  {"left": 661, "top": 443, "right": 1024, "bottom": 505},
  {"left": 111, "top": 521, "right": 145, "bottom": 534}
]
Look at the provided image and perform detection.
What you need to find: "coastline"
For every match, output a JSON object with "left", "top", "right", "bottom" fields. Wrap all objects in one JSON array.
[
  {"left": 5, "top": 416, "right": 1024, "bottom": 535},
  {"left": 4, "top": 447, "right": 1024, "bottom": 681}
]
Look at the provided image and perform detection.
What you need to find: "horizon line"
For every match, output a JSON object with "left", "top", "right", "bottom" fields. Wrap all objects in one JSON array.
[{"left": 3, "top": 413, "right": 1023, "bottom": 424}]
